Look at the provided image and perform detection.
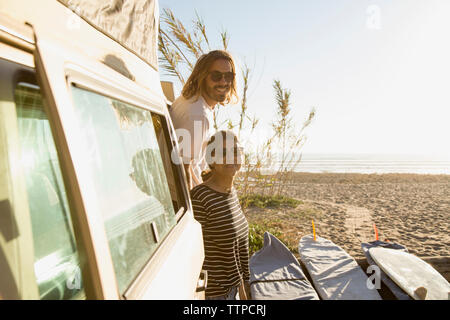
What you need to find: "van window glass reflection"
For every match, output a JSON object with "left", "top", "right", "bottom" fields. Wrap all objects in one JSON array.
[
  {"left": 15, "top": 83, "right": 85, "bottom": 299},
  {"left": 70, "top": 86, "right": 176, "bottom": 293}
]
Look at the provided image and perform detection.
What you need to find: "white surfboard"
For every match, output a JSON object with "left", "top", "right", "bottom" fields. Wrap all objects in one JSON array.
[
  {"left": 298, "top": 235, "right": 381, "bottom": 300},
  {"left": 361, "top": 241, "right": 411, "bottom": 300},
  {"left": 369, "top": 247, "right": 450, "bottom": 300}
]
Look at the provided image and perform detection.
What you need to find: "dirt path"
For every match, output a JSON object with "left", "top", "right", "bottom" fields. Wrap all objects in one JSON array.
[
  {"left": 343, "top": 204, "right": 375, "bottom": 243},
  {"left": 299, "top": 199, "right": 376, "bottom": 242},
  {"left": 294, "top": 199, "right": 384, "bottom": 259}
]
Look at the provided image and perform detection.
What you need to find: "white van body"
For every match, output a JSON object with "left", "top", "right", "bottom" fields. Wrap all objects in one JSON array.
[{"left": 0, "top": 0, "right": 205, "bottom": 300}]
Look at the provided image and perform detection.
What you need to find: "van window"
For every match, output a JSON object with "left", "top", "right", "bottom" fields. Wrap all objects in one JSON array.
[
  {"left": 15, "top": 82, "right": 85, "bottom": 300},
  {"left": 70, "top": 85, "right": 177, "bottom": 294}
]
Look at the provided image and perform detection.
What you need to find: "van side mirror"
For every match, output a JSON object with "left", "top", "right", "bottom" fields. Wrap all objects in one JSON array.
[{"left": 160, "top": 81, "right": 175, "bottom": 104}]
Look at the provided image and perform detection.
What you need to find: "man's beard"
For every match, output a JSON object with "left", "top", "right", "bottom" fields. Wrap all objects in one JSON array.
[{"left": 205, "top": 84, "right": 230, "bottom": 104}]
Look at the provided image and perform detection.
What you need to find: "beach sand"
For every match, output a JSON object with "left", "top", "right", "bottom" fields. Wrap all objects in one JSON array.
[{"left": 244, "top": 173, "right": 450, "bottom": 281}]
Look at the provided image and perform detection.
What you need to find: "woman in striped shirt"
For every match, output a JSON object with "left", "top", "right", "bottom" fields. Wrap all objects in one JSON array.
[{"left": 190, "top": 130, "right": 250, "bottom": 300}]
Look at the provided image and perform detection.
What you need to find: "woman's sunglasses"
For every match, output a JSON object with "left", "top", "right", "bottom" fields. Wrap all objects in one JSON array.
[
  {"left": 217, "top": 147, "right": 244, "bottom": 164},
  {"left": 220, "top": 146, "right": 243, "bottom": 156},
  {"left": 209, "top": 71, "right": 235, "bottom": 83}
]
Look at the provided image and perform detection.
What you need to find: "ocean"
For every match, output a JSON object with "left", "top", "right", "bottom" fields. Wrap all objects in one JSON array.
[{"left": 267, "top": 154, "right": 450, "bottom": 175}]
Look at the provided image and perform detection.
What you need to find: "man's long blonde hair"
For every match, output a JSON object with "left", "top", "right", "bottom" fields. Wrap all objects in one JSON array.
[{"left": 182, "top": 50, "right": 239, "bottom": 105}]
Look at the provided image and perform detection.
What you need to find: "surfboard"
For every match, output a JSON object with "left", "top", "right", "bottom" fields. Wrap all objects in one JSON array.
[
  {"left": 249, "top": 232, "right": 319, "bottom": 300},
  {"left": 369, "top": 247, "right": 450, "bottom": 300},
  {"left": 298, "top": 235, "right": 381, "bottom": 300},
  {"left": 361, "top": 241, "right": 411, "bottom": 300}
]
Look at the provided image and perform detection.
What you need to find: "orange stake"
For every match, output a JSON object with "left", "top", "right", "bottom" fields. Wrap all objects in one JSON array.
[
  {"left": 373, "top": 223, "right": 379, "bottom": 241},
  {"left": 312, "top": 219, "right": 316, "bottom": 241}
]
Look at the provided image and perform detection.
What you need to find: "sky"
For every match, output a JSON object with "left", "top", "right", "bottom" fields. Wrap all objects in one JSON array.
[{"left": 158, "top": 0, "right": 450, "bottom": 158}]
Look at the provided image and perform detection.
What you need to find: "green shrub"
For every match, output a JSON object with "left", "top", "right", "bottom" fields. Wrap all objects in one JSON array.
[
  {"left": 240, "top": 194, "right": 302, "bottom": 209},
  {"left": 248, "top": 223, "right": 285, "bottom": 255}
]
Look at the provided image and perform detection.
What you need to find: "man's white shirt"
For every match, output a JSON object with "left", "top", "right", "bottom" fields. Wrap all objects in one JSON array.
[{"left": 169, "top": 95, "right": 214, "bottom": 188}]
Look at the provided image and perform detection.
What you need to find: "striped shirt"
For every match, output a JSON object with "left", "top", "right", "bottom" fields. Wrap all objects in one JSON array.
[{"left": 190, "top": 184, "right": 250, "bottom": 298}]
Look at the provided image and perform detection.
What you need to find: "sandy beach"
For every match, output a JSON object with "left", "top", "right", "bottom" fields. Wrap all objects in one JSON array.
[{"left": 244, "top": 173, "right": 450, "bottom": 279}]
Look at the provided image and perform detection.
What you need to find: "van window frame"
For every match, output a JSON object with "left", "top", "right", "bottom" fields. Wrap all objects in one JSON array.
[
  {"left": 151, "top": 112, "right": 191, "bottom": 222},
  {"left": 32, "top": 26, "right": 202, "bottom": 298}
]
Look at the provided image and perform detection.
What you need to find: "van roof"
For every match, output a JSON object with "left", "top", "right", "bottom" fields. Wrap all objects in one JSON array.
[
  {"left": 1, "top": 0, "right": 167, "bottom": 106},
  {"left": 57, "top": 0, "right": 159, "bottom": 70}
]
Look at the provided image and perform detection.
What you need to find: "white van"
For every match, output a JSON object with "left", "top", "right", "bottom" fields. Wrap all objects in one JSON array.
[{"left": 0, "top": 0, "right": 206, "bottom": 299}]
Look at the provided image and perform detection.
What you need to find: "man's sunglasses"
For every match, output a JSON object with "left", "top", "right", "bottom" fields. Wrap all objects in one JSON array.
[{"left": 209, "top": 71, "right": 235, "bottom": 82}]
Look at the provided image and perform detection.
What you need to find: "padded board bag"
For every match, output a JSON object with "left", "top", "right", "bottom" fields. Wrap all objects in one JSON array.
[
  {"left": 299, "top": 235, "right": 381, "bottom": 300},
  {"left": 249, "top": 232, "right": 319, "bottom": 300}
]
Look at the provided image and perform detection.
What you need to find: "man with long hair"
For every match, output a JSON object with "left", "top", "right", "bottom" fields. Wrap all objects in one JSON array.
[{"left": 170, "top": 50, "right": 238, "bottom": 189}]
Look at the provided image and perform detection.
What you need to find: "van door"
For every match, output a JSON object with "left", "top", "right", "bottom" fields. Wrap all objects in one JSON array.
[
  {"left": 0, "top": 16, "right": 85, "bottom": 300},
  {"left": 30, "top": 22, "right": 205, "bottom": 299}
]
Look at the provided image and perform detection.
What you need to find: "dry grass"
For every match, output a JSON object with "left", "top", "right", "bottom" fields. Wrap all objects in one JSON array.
[{"left": 245, "top": 201, "right": 328, "bottom": 256}]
